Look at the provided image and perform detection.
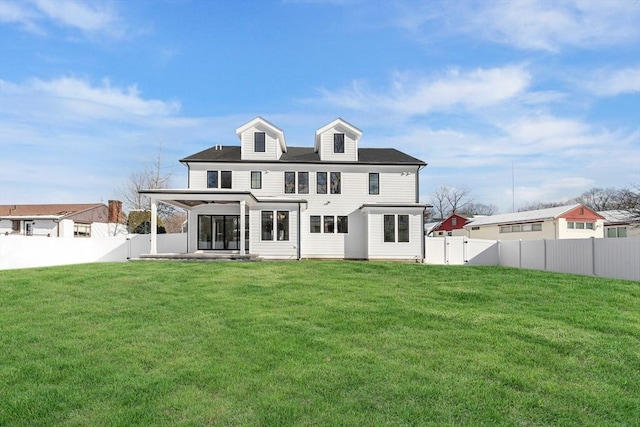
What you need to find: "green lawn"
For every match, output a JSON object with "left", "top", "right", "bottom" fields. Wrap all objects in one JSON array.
[{"left": 1, "top": 261, "right": 638, "bottom": 426}]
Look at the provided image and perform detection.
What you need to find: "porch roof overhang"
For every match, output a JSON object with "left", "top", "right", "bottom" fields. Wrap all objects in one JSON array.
[
  {"left": 138, "top": 189, "right": 307, "bottom": 210},
  {"left": 359, "top": 203, "right": 429, "bottom": 212}
]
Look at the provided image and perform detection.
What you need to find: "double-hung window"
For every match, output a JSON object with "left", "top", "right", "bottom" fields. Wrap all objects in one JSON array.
[
  {"left": 334, "top": 133, "right": 344, "bottom": 153},
  {"left": 384, "top": 215, "right": 395, "bottom": 242},
  {"left": 251, "top": 171, "right": 262, "bottom": 189},
  {"left": 298, "top": 172, "right": 309, "bottom": 194},
  {"left": 261, "top": 211, "right": 273, "bottom": 240},
  {"left": 284, "top": 172, "right": 296, "bottom": 194},
  {"left": 207, "top": 170, "right": 218, "bottom": 188},
  {"left": 221, "top": 171, "right": 232, "bottom": 189},
  {"left": 310, "top": 216, "right": 321, "bottom": 233},
  {"left": 324, "top": 216, "right": 335, "bottom": 233},
  {"left": 384, "top": 214, "right": 409, "bottom": 242},
  {"left": 311, "top": 215, "right": 348, "bottom": 234},
  {"left": 369, "top": 173, "right": 379, "bottom": 195},
  {"left": 330, "top": 172, "right": 341, "bottom": 194},
  {"left": 337, "top": 216, "right": 348, "bottom": 233},
  {"left": 277, "top": 211, "right": 289, "bottom": 241},
  {"left": 254, "top": 132, "right": 265, "bottom": 152},
  {"left": 317, "top": 172, "right": 327, "bottom": 194},
  {"left": 262, "top": 211, "right": 289, "bottom": 241}
]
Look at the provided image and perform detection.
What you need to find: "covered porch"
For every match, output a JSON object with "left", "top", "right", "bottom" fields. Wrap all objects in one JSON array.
[{"left": 139, "top": 190, "right": 259, "bottom": 256}]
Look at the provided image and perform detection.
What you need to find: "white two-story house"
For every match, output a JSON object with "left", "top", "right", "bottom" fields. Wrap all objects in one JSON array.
[{"left": 140, "top": 117, "right": 427, "bottom": 260}]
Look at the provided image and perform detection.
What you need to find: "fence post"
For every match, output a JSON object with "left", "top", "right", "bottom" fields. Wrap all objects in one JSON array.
[
  {"left": 444, "top": 237, "right": 449, "bottom": 265},
  {"left": 519, "top": 239, "right": 522, "bottom": 268},
  {"left": 591, "top": 237, "right": 596, "bottom": 276},
  {"left": 543, "top": 239, "right": 547, "bottom": 271},
  {"left": 463, "top": 237, "right": 468, "bottom": 264}
]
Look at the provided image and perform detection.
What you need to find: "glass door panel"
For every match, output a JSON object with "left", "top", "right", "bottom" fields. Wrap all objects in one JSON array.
[
  {"left": 198, "top": 216, "right": 212, "bottom": 250},
  {"left": 226, "top": 216, "right": 239, "bottom": 249}
]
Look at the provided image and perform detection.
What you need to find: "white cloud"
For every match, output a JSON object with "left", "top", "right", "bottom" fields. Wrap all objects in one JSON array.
[
  {"left": 0, "top": 77, "right": 180, "bottom": 120},
  {"left": 391, "top": 0, "right": 640, "bottom": 52},
  {"left": 318, "top": 65, "right": 531, "bottom": 116},
  {"left": 475, "top": 0, "right": 640, "bottom": 51},
  {"left": 0, "top": 0, "right": 122, "bottom": 36},
  {"left": 583, "top": 66, "right": 640, "bottom": 97}
]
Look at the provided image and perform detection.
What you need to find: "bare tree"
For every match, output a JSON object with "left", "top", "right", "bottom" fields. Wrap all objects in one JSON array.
[
  {"left": 518, "top": 201, "right": 567, "bottom": 212},
  {"left": 573, "top": 187, "right": 621, "bottom": 211},
  {"left": 618, "top": 181, "right": 640, "bottom": 225},
  {"left": 431, "top": 185, "right": 473, "bottom": 218},
  {"left": 119, "top": 148, "right": 181, "bottom": 224},
  {"left": 460, "top": 202, "right": 498, "bottom": 216}
]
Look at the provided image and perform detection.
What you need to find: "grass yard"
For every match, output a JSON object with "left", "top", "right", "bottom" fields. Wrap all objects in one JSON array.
[{"left": 1, "top": 261, "right": 638, "bottom": 426}]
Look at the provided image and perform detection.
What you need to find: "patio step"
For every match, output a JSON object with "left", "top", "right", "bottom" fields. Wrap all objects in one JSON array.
[{"left": 132, "top": 253, "right": 262, "bottom": 262}]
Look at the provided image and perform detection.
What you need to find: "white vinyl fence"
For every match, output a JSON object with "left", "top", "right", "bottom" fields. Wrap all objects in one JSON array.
[
  {"left": 425, "top": 236, "right": 640, "bottom": 282},
  {"left": 0, "top": 234, "right": 187, "bottom": 270}
]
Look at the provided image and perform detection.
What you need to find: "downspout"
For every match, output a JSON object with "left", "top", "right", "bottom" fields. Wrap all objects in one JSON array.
[
  {"left": 297, "top": 203, "right": 301, "bottom": 260},
  {"left": 421, "top": 206, "right": 426, "bottom": 262}
]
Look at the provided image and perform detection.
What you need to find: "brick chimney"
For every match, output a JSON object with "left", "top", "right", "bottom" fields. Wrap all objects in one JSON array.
[{"left": 108, "top": 200, "right": 123, "bottom": 223}]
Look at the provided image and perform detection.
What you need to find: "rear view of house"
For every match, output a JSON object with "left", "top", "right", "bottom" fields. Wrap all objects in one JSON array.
[{"left": 140, "top": 117, "right": 428, "bottom": 260}]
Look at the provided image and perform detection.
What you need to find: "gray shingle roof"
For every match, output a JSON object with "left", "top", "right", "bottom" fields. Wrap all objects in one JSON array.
[
  {"left": 181, "top": 146, "right": 425, "bottom": 165},
  {"left": 464, "top": 204, "right": 581, "bottom": 227}
]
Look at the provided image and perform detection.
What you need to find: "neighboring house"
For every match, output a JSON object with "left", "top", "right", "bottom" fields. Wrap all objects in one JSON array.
[
  {"left": 464, "top": 204, "right": 605, "bottom": 240},
  {"left": 140, "top": 117, "right": 428, "bottom": 260},
  {"left": 424, "top": 220, "right": 441, "bottom": 236},
  {"left": 429, "top": 213, "right": 475, "bottom": 237},
  {"left": 599, "top": 210, "right": 640, "bottom": 238},
  {"left": 0, "top": 200, "right": 125, "bottom": 237}
]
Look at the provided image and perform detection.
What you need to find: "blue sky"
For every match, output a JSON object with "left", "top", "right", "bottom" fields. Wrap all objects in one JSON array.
[{"left": 1, "top": 0, "right": 639, "bottom": 213}]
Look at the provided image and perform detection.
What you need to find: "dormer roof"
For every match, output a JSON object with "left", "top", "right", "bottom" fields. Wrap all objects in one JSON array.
[
  {"left": 314, "top": 118, "right": 362, "bottom": 152},
  {"left": 236, "top": 116, "right": 287, "bottom": 153}
]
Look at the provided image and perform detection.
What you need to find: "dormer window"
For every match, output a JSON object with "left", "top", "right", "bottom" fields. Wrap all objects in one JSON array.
[
  {"left": 334, "top": 133, "right": 345, "bottom": 153},
  {"left": 254, "top": 132, "right": 266, "bottom": 152}
]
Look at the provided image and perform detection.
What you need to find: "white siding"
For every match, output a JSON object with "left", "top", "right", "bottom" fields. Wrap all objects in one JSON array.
[
  {"left": 364, "top": 208, "right": 424, "bottom": 260},
  {"left": 240, "top": 126, "right": 283, "bottom": 161},
  {"left": 318, "top": 127, "right": 358, "bottom": 162},
  {"left": 251, "top": 204, "right": 298, "bottom": 259},
  {"left": 557, "top": 218, "right": 605, "bottom": 239}
]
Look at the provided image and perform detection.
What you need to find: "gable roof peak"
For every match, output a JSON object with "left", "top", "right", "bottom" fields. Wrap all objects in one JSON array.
[
  {"left": 314, "top": 118, "right": 363, "bottom": 151},
  {"left": 235, "top": 116, "right": 287, "bottom": 152}
]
